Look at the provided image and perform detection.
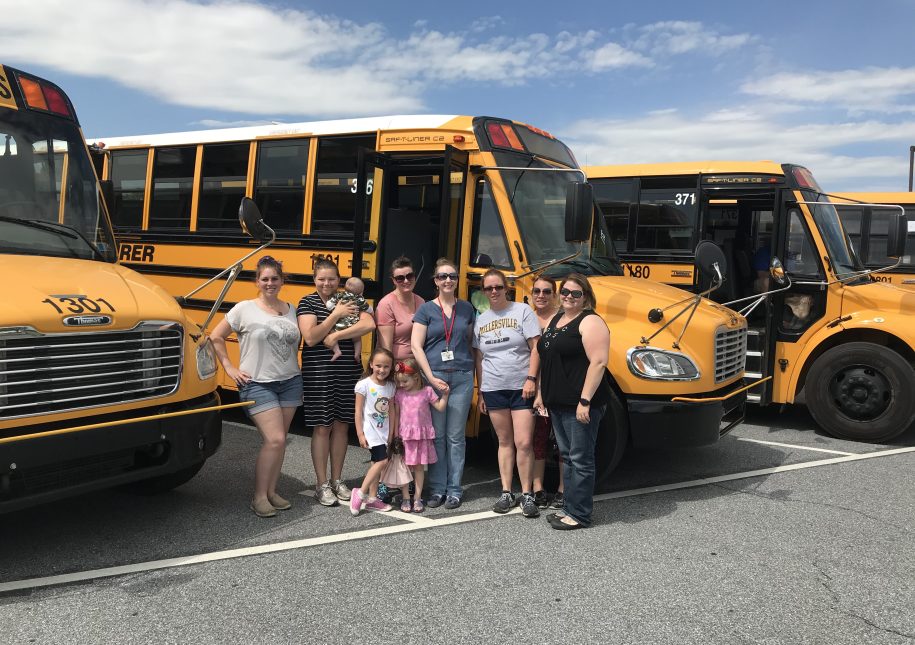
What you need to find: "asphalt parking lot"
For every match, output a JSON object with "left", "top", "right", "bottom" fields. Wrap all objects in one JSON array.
[{"left": 2, "top": 406, "right": 913, "bottom": 645}]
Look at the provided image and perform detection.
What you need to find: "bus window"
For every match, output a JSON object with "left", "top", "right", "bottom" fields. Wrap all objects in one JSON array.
[
  {"left": 197, "top": 142, "right": 248, "bottom": 231},
  {"left": 110, "top": 149, "right": 147, "bottom": 230},
  {"left": 840, "top": 206, "right": 864, "bottom": 259},
  {"left": 469, "top": 178, "right": 511, "bottom": 268},
  {"left": 868, "top": 207, "right": 915, "bottom": 266},
  {"left": 149, "top": 146, "right": 196, "bottom": 230},
  {"left": 785, "top": 210, "right": 822, "bottom": 277},
  {"left": 253, "top": 138, "right": 309, "bottom": 233},
  {"left": 312, "top": 134, "right": 375, "bottom": 237},
  {"left": 635, "top": 176, "right": 698, "bottom": 252},
  {"left": 593, "top": 178, "right": 635, "bottom": 252}
]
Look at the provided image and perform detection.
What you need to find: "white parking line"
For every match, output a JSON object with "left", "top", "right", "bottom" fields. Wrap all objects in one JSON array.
[
  {"left": 735, "top": 437, "right": 856, "bottom": 456},
  {"left": 2, "top": 445, "right": 913, "bottom": 594}
]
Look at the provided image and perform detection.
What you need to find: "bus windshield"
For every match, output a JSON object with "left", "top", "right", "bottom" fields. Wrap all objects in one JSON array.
[
  {"left": 807, "top": 193, "right": 864, "bottom": 277},
  {"left": 0, "top": 109, "right": 115, "bottom": 261},
  {"left": 494, "top": 152, "right": 619, "bottom": 275}
]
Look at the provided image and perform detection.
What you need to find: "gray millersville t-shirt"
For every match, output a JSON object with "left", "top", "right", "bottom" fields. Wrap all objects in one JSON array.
[{"left": 473, "top": 301, "right": 541, "bottom": 391}]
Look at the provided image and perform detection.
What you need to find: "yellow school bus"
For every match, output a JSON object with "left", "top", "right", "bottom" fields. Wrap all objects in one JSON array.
[
  {"left": 586, "top": 161, "right": 915, "bottom": 441},
  {"left": 832, "top": 192, "right": 915, "bottom": 287},
  {"left": 92, "top": 117, "right": 751, "bottom": 481},
  {"left": 0, "top": 65, "right": 234, "bottom": 512}
]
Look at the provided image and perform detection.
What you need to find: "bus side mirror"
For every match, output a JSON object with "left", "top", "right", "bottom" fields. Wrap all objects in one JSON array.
[
  {"left": 239, "top": 197, "right": 268, "bottom": 242},
  {"left": 695, "top": 240, "right": 727, "bottom": 293},
  {"left": 886, "top": 211, "right": 907, "bottom": 259},
  {"left": 565, "top": 181, "right": 593, "bottom": 242},
  {"left": 769, "top": 257, "right": 788, "bottom": 285}
]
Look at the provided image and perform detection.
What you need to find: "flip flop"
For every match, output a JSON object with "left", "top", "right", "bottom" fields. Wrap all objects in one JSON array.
[
  {"left": 412, "top": 498, "right": 425, "bottom": 513},
  {"left": 400, "top": 499, "right": 413, "bottom": 513}
]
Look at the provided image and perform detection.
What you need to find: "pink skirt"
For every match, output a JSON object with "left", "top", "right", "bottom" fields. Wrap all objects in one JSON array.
[
  {"left": 403, "top": 438, "right": 437, "bottom": 466},
  {"left": 400, "top": 424, "right": 435, "bottom": 441}
]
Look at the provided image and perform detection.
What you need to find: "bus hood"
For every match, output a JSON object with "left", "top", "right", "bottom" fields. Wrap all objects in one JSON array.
[
  {"left": 1, "top": 256, "right": 184, "bottom": 333},
  {"left": 841, "top": 281, "right": 915, "bottom": 322},
  {"left": 588, "top": 275, "right": 744, "bottom": 350}
]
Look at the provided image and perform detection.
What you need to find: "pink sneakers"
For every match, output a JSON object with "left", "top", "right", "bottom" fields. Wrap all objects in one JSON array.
[
  {"left": 350, "top": 487, "right": 365, "bottom": 516},
  {"left": 364, "top": 497, "right": 392, "bottom": 512}
]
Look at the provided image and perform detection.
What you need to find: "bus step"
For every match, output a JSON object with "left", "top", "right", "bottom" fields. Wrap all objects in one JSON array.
[
  {"left": 746, "top": 350, "right": 762, "bottom": 357},
  {"left": 746, "top": 393, "right": 762, "bottom": 403},
  {"left": 744, "top": 371, "right": 763, "bottom": 379}
]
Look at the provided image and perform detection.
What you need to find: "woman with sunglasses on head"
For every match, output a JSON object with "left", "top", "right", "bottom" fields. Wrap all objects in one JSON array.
[
  {"left": 410, "top": 258, "right": 476, "bottom": 509},
  {"left": 534, "top": 273, "right": 611, "bottom": 530},
  {"left": 473, "top": 269, "right": 542, "bottom": 517},
  {"left": 210, "top": 256, "right": 302, "bottom": 518},
  {"left": 529, "top": 275, "right": 563, "bottom": 510},
  {"left": 375, "top": 256, "right": 424, "bottom": 361}
]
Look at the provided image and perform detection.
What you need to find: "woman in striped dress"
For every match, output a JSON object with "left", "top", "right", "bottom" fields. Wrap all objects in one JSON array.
[{"left": 297, "top": 259, "right": 376, "bottom": 506}]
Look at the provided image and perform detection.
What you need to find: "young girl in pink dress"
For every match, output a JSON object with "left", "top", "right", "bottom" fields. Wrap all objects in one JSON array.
[{"left": 394, "top": 358, "right": 449, "bottom": 512}]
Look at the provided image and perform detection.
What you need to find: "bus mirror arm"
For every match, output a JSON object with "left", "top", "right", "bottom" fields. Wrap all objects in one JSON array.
[{"left": 184, "top": 197, "right": 277, "bottom": 333}]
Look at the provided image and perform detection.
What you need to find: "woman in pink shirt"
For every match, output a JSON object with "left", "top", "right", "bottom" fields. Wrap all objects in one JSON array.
[{"left": 375, "top": 256, "right": 424, "bottom": 360}]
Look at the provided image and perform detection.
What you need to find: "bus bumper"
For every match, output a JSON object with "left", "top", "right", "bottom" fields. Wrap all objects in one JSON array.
[
  {"left": 0, "top": 392, "right": 222, "bottom": 513},
  {"left": 627, "top": 388, "right": 746, "bottom": 450}
]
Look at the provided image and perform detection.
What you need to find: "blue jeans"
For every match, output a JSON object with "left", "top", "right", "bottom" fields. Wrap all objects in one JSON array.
[
  {"left": 550, "top": 404, "right": 607, "bottom": 527},
  {"left": 427, "top": 369, "right": 474, "bottom": 498}
]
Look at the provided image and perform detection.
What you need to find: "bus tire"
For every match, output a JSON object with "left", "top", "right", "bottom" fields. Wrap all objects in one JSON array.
[
  {"left": 805, "top": 342, "right": 915, "bottom": 442},
  {"left": 595, "top": 390, "right": 629, "bottom": 492},
  {"left": 125, "top": 461, "right": 206, "bottom": 496}
]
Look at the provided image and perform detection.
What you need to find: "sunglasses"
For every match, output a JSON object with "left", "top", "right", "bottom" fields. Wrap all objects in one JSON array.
[
  {"left": 532, "top": 287, "right": 553, "bottom": 296},
  {"left": 560, "top": 288, "right": 584, "bottom": 299},
  {"left": 434, "top": 272, "right": 459, "bottom": 281},
  {"left": 392, "top": 272, "right": 415, "bottom": 283},
  {"left": 482, "top": 284, "right": 505, "bottom": 293}
]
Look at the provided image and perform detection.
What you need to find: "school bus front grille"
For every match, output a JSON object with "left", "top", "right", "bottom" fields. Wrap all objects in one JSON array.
[
  {"left": 0, "top": 323, "right": 183, "bottom": 420},
  {"left": 715, "top": 326, "right": 746, "bottom": 383}
]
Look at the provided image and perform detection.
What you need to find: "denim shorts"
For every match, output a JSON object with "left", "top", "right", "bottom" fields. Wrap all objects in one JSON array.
[
  {"left": 239, "top": 374, "right": 302, "bottom": 417},
  {"left": 481, "top": 388, "right": 533, "bottom": 411}
]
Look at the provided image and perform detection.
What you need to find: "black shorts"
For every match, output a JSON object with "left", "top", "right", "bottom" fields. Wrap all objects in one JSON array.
[{"left": 369, "top": 444, "right": 388, "bottom": 462}]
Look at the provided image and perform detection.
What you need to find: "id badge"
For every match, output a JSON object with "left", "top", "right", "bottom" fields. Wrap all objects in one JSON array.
[{"left": 440, "top": 350, "right": 454, "bottom": 362}]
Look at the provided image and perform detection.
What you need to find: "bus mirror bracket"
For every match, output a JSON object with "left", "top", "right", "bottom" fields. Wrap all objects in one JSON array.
[
  {"left": 722, "top": 257, "right": 793, "bottom": 316},
  {"left": 182, "top": 197, "right": 277, "bottom": 334}
]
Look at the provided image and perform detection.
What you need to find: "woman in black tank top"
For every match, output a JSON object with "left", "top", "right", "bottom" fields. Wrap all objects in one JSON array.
[{"left": 534, "top": 273, "right": 611, "bottom": 529}]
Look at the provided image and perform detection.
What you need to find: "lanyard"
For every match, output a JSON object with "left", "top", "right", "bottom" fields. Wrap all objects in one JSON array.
[{"left": 438, "top": 298, "right": 457, "bottom": 350}]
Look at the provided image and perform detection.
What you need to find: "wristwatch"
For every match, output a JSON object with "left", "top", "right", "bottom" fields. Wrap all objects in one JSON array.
[
  {"left": 579, "top": 397, "right": 591, "bottom": 406},
  {"left": 525, "top": 375, "right": 538, "bottom": 383}
]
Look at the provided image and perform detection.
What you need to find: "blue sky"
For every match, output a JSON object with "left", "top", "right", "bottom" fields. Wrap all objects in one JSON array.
[{"left": 4, "top": 0, "right": 915, "bottom": 190}]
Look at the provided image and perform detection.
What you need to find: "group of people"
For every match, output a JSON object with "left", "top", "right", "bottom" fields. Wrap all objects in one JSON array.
[{"left": 209, "top": 254, "right": 612, "bottom": 530}]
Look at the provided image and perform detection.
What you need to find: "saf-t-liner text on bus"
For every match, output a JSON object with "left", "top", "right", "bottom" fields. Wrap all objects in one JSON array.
[
  {"left": 92, "top": 117, "right": 753, "bottom": 485},
  {"left": 586, "top": 161, "right": 913, "bottom": 442},
  {"left": 0, "top": 65, "right": 265, "bottom": 512}
]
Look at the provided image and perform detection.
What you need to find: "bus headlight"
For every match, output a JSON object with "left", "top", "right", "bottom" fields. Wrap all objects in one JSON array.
[
  {"left": 196, "top": 339, "right": 218, "bottom": 379},
  {"left": 627, "top": 347, "right": 700, "bottom": 381}
]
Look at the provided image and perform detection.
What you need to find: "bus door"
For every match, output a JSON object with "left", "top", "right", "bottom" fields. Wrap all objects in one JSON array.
[
  {"left": 699, "top": 182, "right": 779, "bottom": 402},
  {"left": 764, "top": 193, "right": 831, "bottom": 403},
  {"left": 357, "top": 146, "right": 468, "bottom": 300}
]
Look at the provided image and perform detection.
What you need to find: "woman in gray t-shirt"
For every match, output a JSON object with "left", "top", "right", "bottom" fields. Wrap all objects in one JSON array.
[
  {"left": 472, "top": 269, "right": 541, "bottom": 518},
  {"left": 210, "top": 256, "right": 302, "bottom": 518}
]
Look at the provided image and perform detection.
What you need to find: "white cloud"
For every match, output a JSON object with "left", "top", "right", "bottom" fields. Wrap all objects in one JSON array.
[
  {"left": 634, "top": 21, "right": 753, "bottom": 57},
  {"left": 742, "top": 67, "right": 915, "bottom": 114},
  {"left": 563, "top": 109, "right": 915, "bottom": 191},
  {"left": 192, "top": 119, "right": 276, "bottom": 128},
  {"left": 584, "top": 42, "right": 653, "bottom": 71},
  {"left": 0, "top": 0, "right": 653, "bottom": 117}
]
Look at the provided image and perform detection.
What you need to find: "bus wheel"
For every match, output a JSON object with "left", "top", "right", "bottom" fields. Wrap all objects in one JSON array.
[
  {"left": 595, "top": 390, "right": 629, "bottom": 492},
  {"left": 805, "top": 342, "right": 915, "bottom": 442},
  {"left": 125, "top": 461, "right": 206, "bottom": 495}
]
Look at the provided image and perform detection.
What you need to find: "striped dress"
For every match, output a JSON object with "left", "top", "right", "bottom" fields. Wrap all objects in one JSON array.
[{"left": 297, "top": 293, "right": 363, "bottom": 427}]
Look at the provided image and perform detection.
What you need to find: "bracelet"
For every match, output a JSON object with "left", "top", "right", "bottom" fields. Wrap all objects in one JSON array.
[{"left": 525, "top": 375, "right": 537, "bottom": 383}]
